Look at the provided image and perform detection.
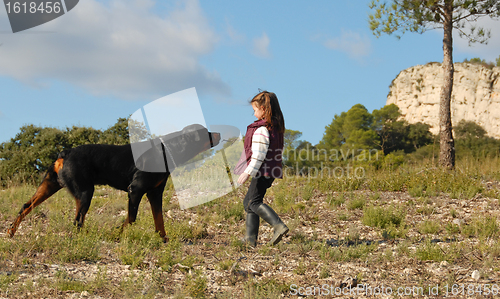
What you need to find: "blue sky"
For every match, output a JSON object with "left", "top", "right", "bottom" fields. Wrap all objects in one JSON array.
[{"left": 0, "top": 0, "right": 499, "bottom": 146}]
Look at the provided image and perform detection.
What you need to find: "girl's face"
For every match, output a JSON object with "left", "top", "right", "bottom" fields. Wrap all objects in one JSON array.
[{"left": 252, "top": 102, "right": 265, "bottom": 120}]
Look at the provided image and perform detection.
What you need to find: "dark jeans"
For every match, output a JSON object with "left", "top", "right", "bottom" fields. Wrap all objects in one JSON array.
[{"left": 243, "top": 176, "right": 275, "bottom": 214}]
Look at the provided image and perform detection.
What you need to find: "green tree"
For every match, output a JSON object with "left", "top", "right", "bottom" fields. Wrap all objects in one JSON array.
[
  {"left": 454, "top": 119, "right": 487, "bottom": 139},
  {"left": 284, "top": 129, "right": 303, "bottom": 151},
  {"left": 497, "top": 55, "right": 500, "bottom": 67},
  {"left": 0, "top": 118, "right": 136, "bottom": 185},
  {"left": 407, "top": 122, "right": 433, "bottom": 151},
  {"left": 372, "top": 104, "right": 406, "bottom": 154},
  {"left": 127, "top": 118, "right": 151, "bottom": 143},
  {"left": 65, "top": 126, "right": 102, "bottom": 146},
  {"left": 282, "top": 129, "right": 303, "bottom": 164},
  {"left": 453, "top": 120, "right": 500, "bottom": 159},
  {"left": 319, "top": 111, "right": 347, "bottom": 149},
  {"left": 463, "top": 57, "right": 495, "bottom": 68},
  {"left": 100, "top": 117, "right": 130, "bottom": 145},
  {"left": 320, "top": 104, "right": 379, "bottom": 153},
  {"left": 296, "top": 140, "right": 314, "bottom": 151},
  {"left": 0, "top": 125, "right": 67, "bottom": 184},
  {"left": 372, "top": 104, "right": 432, "bottom": 154},
  {"left": 282, "top": 132, "right": 315, "bottom": 171},
  {"left": 465, "top": 57, "right": 486, "bottom": 64},
  {"left": 343, "top": 104, "right": 373, "bottom": 132},
  {"left": 342, "top": 104, "right": 378, "bottom": 151},
  {"left": 369, "top": 0, "right": 500, "bottom": 169}
]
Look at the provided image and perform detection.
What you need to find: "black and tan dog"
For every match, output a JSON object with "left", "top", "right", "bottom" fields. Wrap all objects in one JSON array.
[{"left": 8, "top": 124, "right": 220, "bottom": 242}]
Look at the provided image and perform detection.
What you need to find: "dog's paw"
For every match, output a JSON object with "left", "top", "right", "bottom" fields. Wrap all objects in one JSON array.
[{"left": 7, "top": 228, "right": 15, "bottom": 238}]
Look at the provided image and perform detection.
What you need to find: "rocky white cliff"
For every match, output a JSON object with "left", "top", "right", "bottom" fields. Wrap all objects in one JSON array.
[{"left": 386, "top": 62, "right": 500, "bottom": 138}]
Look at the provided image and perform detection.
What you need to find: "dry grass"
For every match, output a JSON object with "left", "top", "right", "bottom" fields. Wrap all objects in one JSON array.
[{"left": 1, "top": 158, "right": 500, "bottom": 298}]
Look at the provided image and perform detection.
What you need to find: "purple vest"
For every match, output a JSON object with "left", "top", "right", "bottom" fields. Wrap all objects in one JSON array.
[{"left": 241, "top": 119, "right": 284, "bottom": 178}]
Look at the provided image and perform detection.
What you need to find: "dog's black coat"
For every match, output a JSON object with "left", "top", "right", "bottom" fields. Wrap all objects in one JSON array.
[{"left": 8, "top": 124, "right": 220, "bottom": 241}]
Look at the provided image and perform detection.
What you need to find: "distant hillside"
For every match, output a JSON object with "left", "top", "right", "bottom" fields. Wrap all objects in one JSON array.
[{"left": 387, "top": 62, "right": 500, "bottom": 138}]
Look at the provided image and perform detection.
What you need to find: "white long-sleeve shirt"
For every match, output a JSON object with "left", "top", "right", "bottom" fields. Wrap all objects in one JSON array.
[{"left": 244, "top": 126, "right": 270, "bottom": 177}]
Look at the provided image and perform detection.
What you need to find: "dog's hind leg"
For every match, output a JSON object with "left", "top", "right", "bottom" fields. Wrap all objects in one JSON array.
[
  {"left": 8, "top": 163, "right": 63, "bottom": 237},
  {"left": 147, "top": 182, "right": 168, "bottom": 242},
  {"left": 72, "top": 186, "right": 95, "bottom": 228}
]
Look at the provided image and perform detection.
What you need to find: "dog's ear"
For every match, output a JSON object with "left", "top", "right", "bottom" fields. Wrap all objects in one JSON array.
[
  {"left": 181, "top": 124, "right": 210, "bottom": 144},
  {"left": 192, "top": 129, "right": 201, "bottom": 142},
  {"left": 161, "top": 125, "right": 198, "bottom": 157}
]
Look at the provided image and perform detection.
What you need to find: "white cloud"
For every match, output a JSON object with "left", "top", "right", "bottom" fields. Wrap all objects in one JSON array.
[
  {"left": 0, "top": 0, "right": 230, "bottom": 99},
  {"left": 453, "top": 17, "right": 500, "bottom": 62},
  {"left": 225, "top": 22, "right": 246, "bottom": 44},
  {"left": 323, "top": 29, "right": 372, "bottom": 61},
  {"left": 252, "top": 32, "right": 271, "bottom": 58}
]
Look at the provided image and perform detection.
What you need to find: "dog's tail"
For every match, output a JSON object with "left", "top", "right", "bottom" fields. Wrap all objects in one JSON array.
[{"left": 7, "top": 157, "right": 65, "bottom": 237}]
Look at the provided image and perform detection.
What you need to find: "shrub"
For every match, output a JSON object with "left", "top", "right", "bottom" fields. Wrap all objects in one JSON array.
[
  {"left": 346, "top": 196, "right": 366, "bottom": 210},
  {"left": 362, "top": 205, "right": 405, "bottom": 229},
  {"left": 415, "top": 241, "right": 446, "bottom": 262},
  {"left": 418, "top": 220, "right": 442, "bottom": 235},
  {"left": 461, "top": 216, "right": 499, "bottom": 239},
  {"left": 326, "top": 193, "right": 345, "bottom": 208},
  {"left": 184, "top": 269, "right": 207, "bottom": 298}
]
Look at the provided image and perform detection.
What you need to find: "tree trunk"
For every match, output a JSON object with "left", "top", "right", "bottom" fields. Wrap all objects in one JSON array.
[{"left": 439, "top": 1, "right": 455, "bottom": 169}]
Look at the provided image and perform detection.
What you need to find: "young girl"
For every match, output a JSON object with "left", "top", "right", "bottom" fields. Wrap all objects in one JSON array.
[{"left": 236, "top": 91, "right": 289, "bottom": 247}]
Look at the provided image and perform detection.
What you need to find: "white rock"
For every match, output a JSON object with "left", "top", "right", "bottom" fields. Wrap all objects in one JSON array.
[
  {"left": 471, "top": 270, "right": 481, "bottom": 280},
  {"left": 387, "top": 63, "right": 500, "bottom": 138}
]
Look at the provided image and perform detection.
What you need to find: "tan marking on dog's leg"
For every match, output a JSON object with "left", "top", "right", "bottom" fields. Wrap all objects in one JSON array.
[
  {"left": 147, "top": 189, "right": 168, "bottom": 243},
  {"left": 154, "top": 178, "right": 166, "bottom": 188},
  {"left": 73, "top": 198, "right": 82, "bottom": 226},
  {"left": 152, "top": 207, "right": 167, "bottom": 241}
]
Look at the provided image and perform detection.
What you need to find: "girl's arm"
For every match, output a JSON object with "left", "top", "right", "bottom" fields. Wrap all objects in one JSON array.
[{"left": 244, "top": 126, "right": 270, "bottom": 177}]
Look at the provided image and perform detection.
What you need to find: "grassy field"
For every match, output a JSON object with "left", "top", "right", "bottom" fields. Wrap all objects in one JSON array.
[{"left": 1, "top": 157, "right": 500, "bottom": 298}]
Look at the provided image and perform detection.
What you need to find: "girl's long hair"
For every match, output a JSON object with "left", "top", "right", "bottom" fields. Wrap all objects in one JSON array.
[{"left": 250, "top": 91, "right": 285, "bottom": 133}]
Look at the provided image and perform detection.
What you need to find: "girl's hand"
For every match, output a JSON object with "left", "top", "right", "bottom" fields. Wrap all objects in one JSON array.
[{"left": 237, "top": 173, "right": 250, "bottom": 185}]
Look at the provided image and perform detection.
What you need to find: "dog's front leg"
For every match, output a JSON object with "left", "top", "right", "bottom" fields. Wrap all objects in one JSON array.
[
  {"left": 147, "top": 185, "right": 168, "bottom": 243},
  {"left": 72, "top": 186, "right": 95, "bottom": 228},
  {"left": 123, "top": 183, "right": 145, "bottom": 228}
]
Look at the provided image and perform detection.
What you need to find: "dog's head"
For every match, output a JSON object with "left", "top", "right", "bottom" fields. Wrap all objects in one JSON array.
[
  {"left": 178, "top": 124, "right": 220, "bottom": 153},
  {"left": 161, "top": 124, "right": 220, "bottom": 168}
]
